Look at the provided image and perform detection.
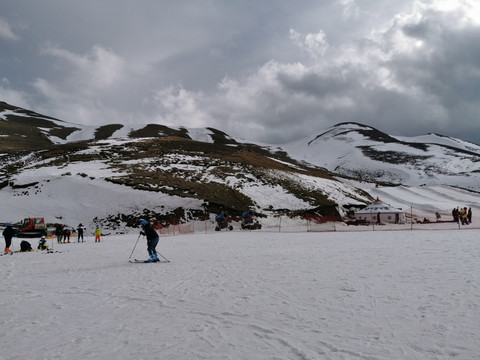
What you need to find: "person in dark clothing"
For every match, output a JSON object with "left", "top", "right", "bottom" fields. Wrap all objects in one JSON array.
[
  {"left": 20, "top": 240, "right": 32, "bottom": 252},
  {"left": 467, "top": 208, "right": 472, "bottom": 224},
  {"left": 140, "top": 220, "right": 159, "bottom": 262},
  {"left": 55, "top": 225, "right": 63, "bottom": 243},
  {"left": 452, "top": 208, "right": 456, "bottom": 222},
  {"left": 3, "top": 222, "right": 15, "bottom": 253},
  {"left": 77, "top": 223, "right": 85, "bottom": 242}
]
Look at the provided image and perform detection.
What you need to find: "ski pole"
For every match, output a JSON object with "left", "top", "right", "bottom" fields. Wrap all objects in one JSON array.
[
  {"left": 129, "top": 234, "right": 142, "bottom": 260},
  {"left": 156, "top": 251, "right": 170, "bottom": 262}
]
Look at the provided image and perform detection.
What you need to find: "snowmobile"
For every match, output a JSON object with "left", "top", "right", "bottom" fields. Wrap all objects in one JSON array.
[
  {"left": 215, "top": 213, "right": 233, "bottom": 231},
  {"left": 240, "top": 211, "right": 262, "bottom": 230}
]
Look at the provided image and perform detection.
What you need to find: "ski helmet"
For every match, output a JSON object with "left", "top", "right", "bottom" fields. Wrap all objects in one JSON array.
[
  {"left": 7, "top": 222, "right": 12, "bottom": 226},
  {"left": 140, "top": 220, "right": 148, "bottom": 227}
]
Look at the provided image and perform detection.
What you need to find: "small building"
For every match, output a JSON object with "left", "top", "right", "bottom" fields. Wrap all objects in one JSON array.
[{"left": 355, "top": 197, "right": 406, "bottom": 224}]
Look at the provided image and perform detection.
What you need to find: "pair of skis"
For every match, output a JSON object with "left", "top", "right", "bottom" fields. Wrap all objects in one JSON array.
[
  {"left": 129, "top": 259, "right": 170, "bottom": 263},
  {"left": 1, "top": 249, "right": 61, "bottom": 256},
  {"left": 129, "top": 251, "right": 170, "bottom": 263}
]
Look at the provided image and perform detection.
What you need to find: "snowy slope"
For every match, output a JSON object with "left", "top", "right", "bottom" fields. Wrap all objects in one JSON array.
[
  {"left": 1, "top": 230, "right": 479, "bottom": 360},
  {"left": 0, "top": 137, "right": 373, "bottom": 230},
  {"left": 282, "top": 123, "right": 480, "bottom": 190}
]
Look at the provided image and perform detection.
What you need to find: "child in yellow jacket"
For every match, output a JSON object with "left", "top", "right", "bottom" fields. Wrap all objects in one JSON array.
[{"left": 94, "top": 226, "right": 102, "bottom": 242}]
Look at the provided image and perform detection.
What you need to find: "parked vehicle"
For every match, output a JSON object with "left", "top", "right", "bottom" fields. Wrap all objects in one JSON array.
[
  {"left": 215, "top": 213, "right": 233, "bottom": 231},
  {"left": 240, "top": 211, "right": 262, "bottom": 230},
  {"left": 16, "top": 217, "right": 48, "bottom": 238}
]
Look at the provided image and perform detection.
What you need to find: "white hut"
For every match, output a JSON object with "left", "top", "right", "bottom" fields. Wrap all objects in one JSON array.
[{"left": 355, "top": 197, "right": 406, "bottom": 224}]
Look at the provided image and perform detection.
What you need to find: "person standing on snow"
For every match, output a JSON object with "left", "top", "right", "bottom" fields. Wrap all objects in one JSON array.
[
  {"left": 3, "top": 222, "right": 15, "bottom": 253},
  {"left": 55, "top": 224, "right": 63, "bottom": 243},
  {"left": 140, "top": 220, "right": 159, "bottom": 262},
  {"left": 460, "top": 207, "right": 469, "bottom": 225},
  {"left": 63, "top": 227, "right": 71, "bottom": 243},
  {"left": 94, "top": 226, "right": 102, "bottom": 242},
  {"left": 77, "top": 223, "right": 85, "bottom": 242}
]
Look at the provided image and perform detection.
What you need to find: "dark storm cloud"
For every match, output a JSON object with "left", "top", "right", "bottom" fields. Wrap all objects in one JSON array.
[{"left": 1, "top": 0, "right": 479, "bottom": 145}]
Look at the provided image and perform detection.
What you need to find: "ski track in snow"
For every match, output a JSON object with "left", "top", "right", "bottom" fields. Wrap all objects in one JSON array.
[{"left": 0, "top": 230, "right": 479, "bottom": 360}]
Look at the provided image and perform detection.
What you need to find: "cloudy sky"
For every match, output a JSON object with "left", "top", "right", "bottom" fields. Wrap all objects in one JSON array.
[{"left": 1, "top": 0, "right": 480, "bottom": 144}]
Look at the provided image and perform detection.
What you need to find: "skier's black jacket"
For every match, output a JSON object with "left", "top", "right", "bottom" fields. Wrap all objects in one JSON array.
[
  {"left": 142, "top": 223, "right": 159, "bottom": 240},
  {"left": 2, "top": 226, "right": 15, "bottom": 240}
]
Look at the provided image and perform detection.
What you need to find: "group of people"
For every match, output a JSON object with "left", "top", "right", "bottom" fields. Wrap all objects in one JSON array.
[
  {"left": 2, "top": 222, "right": 38, "bottom": 253},
  {"left": 55, "top": 224, "right": 71, "bottom": 243},
  {"left": 452, "top": 207, "right": 472, "bottom": 225},
  {"left": 1, "top": 222, "right": 101, "bottom": 253},
  {"left": 4, "top": 219, "right": 159, "bottom": 262},
  {"left": 53, "top": 223, "right": 102, "bottom": 243}
]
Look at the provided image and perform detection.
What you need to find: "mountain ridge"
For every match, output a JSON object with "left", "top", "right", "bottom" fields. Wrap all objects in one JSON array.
[{"left": 2, "top": 102, "right": 479, "bottom": 231}]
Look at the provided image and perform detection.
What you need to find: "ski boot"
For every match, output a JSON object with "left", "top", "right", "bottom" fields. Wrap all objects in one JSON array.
[
  {"left": 4, "top": 247, "right": 11, "bottom": 253},
  {"left": 146, "top": 254, "right": 156, "bottom": 263},
  {"left": 153, "top": 252, "right": 159, "bottom": 262}
]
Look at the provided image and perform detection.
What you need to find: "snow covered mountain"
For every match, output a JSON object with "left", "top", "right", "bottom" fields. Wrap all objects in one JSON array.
[
  {"left": 0, "top": 101, "right": 237, "bottom": 150},
  {"left": 282, "top": 122, "right": 480, "bottom": 191},
  {"left": 2, "top": 102, "right": 480, "bottom": 231},
  {"left": 1, "top": 102, "right": 374, "bottom": 230}
]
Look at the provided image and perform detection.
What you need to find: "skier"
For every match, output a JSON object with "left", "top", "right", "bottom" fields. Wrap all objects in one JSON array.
[
  {"left": 3, "top": 222, "right": 15, "bottom": 253},
  {"left": 94, "top": 226, "right": 102, "bottom": 242},
  {"left": 140, "top": 220, "right": 159, "bottom": 262},
  {"left": 467, "top": 208, "right": 472, "bottom": 224},
  {"left": 77, "top": 223, "right": 85, "bottom": 242}
]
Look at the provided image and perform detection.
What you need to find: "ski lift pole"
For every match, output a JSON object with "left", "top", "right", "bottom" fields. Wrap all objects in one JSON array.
[{"left": 129, "top": 233, "right": 142, "bottom": 260}]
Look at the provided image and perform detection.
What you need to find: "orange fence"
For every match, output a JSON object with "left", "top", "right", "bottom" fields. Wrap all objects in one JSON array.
[{"left": 147, "top": 209, "right": 479, "bottom": 236}]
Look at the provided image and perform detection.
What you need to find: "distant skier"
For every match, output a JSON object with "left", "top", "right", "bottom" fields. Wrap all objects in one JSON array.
[
  {"left": 77, "top": 223, "right": 85, "bottom": 242},
  {"left": 3, "top": 222, "right": 15, "bottom": 253},
  {"left": 467, "top": 208, "right": 472, "bottom": 224},
  {"left": 94, "top": 226, "right": 102, "bottom": 242},
  {"left": 140, "top": 220, "right": 159, "bottom": 262}
]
